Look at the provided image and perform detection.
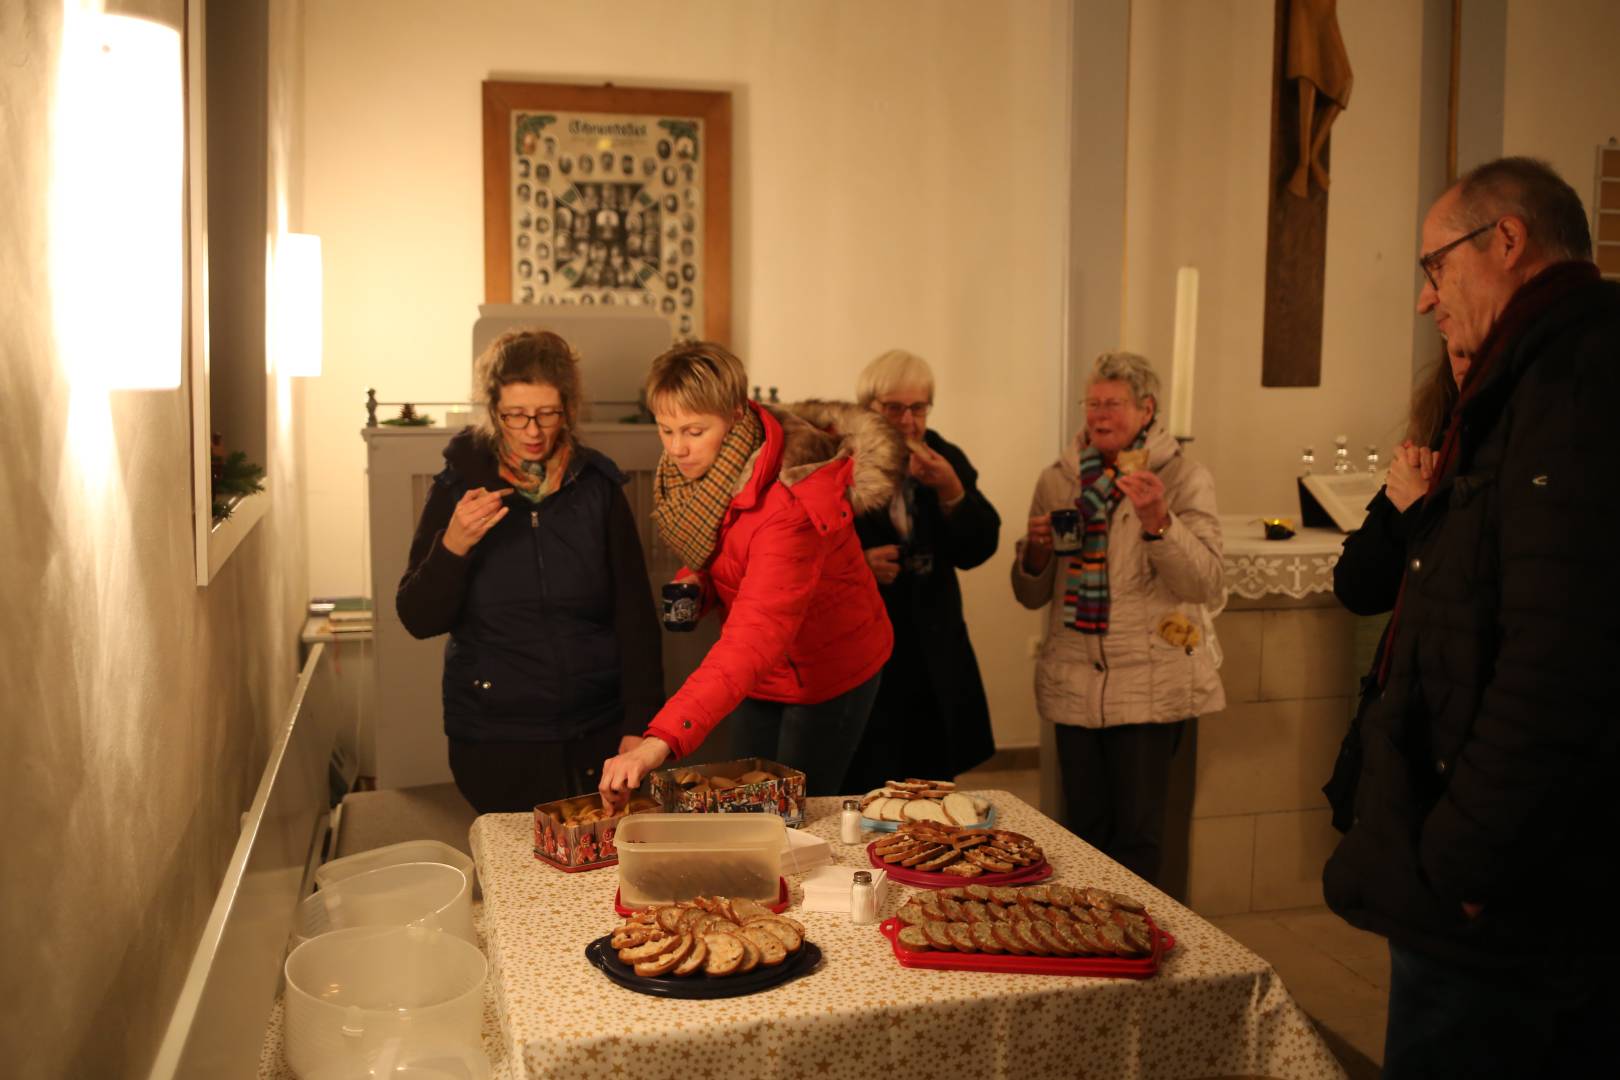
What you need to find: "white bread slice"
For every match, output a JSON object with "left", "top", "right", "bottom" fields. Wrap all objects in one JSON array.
[
  {"left": 880, "top": 798, "right": 908, "bottom": 822},
  {"left": 943, "top": 792, "right": 981, "bottom": 827},
  {"left": 903, "top": 799, "right": 952, "bottom": 825}
]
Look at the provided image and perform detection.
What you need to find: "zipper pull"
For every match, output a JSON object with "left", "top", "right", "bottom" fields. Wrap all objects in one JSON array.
[{"left": 530, "top": 510, "right": 539, "bottom": 528}]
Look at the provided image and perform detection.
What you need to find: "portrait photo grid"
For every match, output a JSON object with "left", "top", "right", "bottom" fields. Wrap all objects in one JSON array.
[{"left": 509, "top": 110, "right": 705, "bottom": 340}]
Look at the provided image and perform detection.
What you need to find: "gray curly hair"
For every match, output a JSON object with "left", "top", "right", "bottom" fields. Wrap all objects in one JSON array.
[{"left": 1088, "top": 351, "right": 1161, "bottom": 413}]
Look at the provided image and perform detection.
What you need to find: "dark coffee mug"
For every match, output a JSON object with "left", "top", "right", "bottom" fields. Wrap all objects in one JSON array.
[
  {"left": 1049, "top": 509, "right": 1082, "bottom": 554},
  {"left": 904, "top": 546, "right": 935, "bottom": 576},
  {"left": 660, "top": 581, "right": 701, "bottom": 632}
]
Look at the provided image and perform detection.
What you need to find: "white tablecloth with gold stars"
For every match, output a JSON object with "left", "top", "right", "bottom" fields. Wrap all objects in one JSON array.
[{"left": 471, "top": 791, "right": 1345, "bottom": 1080}]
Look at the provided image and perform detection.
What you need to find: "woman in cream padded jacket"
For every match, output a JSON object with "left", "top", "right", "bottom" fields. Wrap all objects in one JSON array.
[{"left": 1011, "top": 351, "right": 1224, "bottom": 886}]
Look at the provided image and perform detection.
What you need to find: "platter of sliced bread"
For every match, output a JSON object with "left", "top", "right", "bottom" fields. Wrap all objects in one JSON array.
[
  {"left": 879, "top": 882, "right": 1174, "bottom": 978},
  {"left": 859, "top": 780, "right": 994, "bottom": 831},
  {"left": 868, "top": 821, "right": 1051, "bottom": 887},
  {"left": 585, "top": 895, "right": 822, "bottom": 998}
]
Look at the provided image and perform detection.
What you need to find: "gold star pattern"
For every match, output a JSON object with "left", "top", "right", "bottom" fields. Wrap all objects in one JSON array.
[{"left": 447, "top": 799, "right": 1346, "bottom": 1080}]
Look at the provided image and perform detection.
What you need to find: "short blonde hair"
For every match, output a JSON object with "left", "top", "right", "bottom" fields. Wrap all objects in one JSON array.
[
  {"left": 644, "top": 341, "right": 748, "bottom": 417},
  {"left": 1088, "top": 351, "right": 1161, "bottom": 410},
  {"left": 856, "top": 349, "right": 935, "bottom": 407}
]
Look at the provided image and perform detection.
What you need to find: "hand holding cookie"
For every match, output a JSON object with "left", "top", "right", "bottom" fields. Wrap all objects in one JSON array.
[
  {"left": 443, "top": 487, "right": 514, "bottom": 556},
  {"left": 1115, "top": 471, "right": 1168, "bottom": 533},
  {"left": 907, "top": 440, "right": 964, "bottom": 503}
]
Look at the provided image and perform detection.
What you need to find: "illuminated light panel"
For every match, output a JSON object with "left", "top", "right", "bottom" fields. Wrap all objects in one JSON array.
[
  {"left": 51, "top": 13, "right": 183, "bottom": 390},
  {"left": 277, "top": 233, "right": 322, "bottom": 377}
]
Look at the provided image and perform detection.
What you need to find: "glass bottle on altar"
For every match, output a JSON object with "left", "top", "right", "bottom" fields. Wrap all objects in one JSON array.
[{"left": 1333, "top": 435, "right": 1350, "bottom": 474}]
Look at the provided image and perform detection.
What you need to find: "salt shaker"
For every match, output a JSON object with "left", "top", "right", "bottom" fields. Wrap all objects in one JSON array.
[
  {"left": 840, "top": 799, "right": 862, "bottom": 844},
  {"left": 850, "top": 870, "right": 878, "bottom": 925}
]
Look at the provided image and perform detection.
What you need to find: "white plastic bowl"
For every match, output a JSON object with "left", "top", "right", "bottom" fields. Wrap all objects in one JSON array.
[
  {"left": 316, "top": 841, "right": 477, "bottom": 897},
  {"left": 283, "top": 925, "right": 486, "bottom": 1080},
  {"left": 294, "top": 862, "right": 474, "bottom": 949}
]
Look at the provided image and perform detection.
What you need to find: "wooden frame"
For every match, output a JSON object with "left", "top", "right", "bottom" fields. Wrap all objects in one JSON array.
[{"left": 482, "top": 81, "right": 732, "bottom": 345}]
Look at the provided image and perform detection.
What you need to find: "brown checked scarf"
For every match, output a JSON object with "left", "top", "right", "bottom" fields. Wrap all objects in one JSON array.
[{"left": 651, "top": 406, "right": 766, "bottom": 570}]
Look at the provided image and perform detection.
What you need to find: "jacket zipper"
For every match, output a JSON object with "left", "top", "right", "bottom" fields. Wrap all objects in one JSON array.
[
  {"left": 1097, "top": 637, "right": 1110, "bottom": 728},
  {"left": 529, "top": 509, "right": 547, "bottom": 598}
]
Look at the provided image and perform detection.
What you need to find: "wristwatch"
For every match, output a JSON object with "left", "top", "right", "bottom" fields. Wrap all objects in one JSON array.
[{"left": 1141, "top": 518, "right": 1171, "bottom": 541}]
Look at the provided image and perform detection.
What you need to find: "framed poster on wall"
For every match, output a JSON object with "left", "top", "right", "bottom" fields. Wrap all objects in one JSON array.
[{"left": 482, "top": 81, "right": 732, "bottom": 345}]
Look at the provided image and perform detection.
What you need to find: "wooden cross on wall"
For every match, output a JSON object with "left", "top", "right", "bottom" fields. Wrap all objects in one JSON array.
[{"left": 1262, "top": 0, "right": 1353, "bottom": 387}]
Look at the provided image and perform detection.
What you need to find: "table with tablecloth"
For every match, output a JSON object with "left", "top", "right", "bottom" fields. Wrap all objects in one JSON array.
[{"left": 470, "top": 790, "right": 1344, "bottom": 1080}]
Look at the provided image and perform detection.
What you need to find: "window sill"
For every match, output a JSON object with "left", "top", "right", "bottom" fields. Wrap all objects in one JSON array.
[{"left": 202, "top": 489, "right": 270, "bottom": 584}]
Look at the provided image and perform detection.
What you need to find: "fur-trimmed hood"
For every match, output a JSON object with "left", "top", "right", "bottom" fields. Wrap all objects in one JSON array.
[{"left": 768, "top": 400, "right": 906, "bottom": 516}]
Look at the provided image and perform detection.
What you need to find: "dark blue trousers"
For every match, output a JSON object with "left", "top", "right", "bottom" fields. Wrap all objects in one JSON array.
[
  {"left": 703, "top": 673, "right": 881, "bottom": 797},
  {"left": 1385, "top": 942, "right": 1612, "bottom": 1079}
]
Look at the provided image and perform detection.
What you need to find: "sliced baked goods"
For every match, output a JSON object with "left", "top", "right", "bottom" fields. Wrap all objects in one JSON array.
[
  {"left": 607, "top": 895, "right": 808, "bottom": 980},
  {"left": 861, "top": 782, "right": 991, "bottom": 826},
  {"left": 876, "top": 821, "right": 1046, "bottom": 878},
  {"left": 886, "top": 882, "right": 1155, "bottom": 959}
]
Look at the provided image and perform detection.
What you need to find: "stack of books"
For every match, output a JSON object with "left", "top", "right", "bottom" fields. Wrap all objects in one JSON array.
[{"left": 309, "top": 596, "right": 373, "bottom": 635}]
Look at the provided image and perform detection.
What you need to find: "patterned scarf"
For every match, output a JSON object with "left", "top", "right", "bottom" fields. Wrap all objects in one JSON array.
[
  {"left": 651, "top": 407, "right": 766, "bottom": 570},
  {"left": 498, "top": 439, "right": 571, "bottom": 504},
  {"left": 1062, "top": 429, "right": 1149, "bottom": 634}
]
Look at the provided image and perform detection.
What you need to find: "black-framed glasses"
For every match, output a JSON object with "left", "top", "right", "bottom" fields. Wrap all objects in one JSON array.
[
  {"left": 876, "top": 401, "right": 931, "bottom": 421},
  {"left": 1419, "top": 220, "right": 1497, "bottom": 290},
  {"left": 498, "top": 408, "right": 564, "bottom": 430}
]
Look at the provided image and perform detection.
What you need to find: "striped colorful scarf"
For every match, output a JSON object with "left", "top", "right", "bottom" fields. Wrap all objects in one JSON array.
[
  {"left": 651, "top": 406, "right": 766, "bottom": 570},
  {"left": 498, "top": 440, "right": 571, "bottom": 504},
  {"left": 1062, "top": 430, "right": 1148, "bottom": 634}
]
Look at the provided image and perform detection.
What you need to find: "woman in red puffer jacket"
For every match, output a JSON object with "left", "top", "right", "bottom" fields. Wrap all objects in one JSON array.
[{"left": 599, "top": 342, "right": 903, "bottom": 799}]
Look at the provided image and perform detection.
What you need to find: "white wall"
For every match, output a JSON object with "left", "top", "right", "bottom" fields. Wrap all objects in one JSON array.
[
  {"left": 1503, "top": 0, "right": 1620, "bottom": 210},
  {"left": 302, "top": 0, "right": 1072, "bottom": 748},
  {"left": 0, "top": 2, "right": 308, "bottom": 1076},
  {"left": 1122, "top": 0, "right": 1425, "bottom": 518}
]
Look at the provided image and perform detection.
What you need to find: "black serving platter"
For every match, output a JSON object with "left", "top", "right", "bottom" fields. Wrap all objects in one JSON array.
[{"left": 583, "top": 936, "right": 822, "bottom": 999}]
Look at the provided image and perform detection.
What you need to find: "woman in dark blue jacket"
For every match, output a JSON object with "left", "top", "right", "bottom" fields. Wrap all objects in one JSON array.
[{"left": 396, "top": 330, "right": 662, "bottom": 812}]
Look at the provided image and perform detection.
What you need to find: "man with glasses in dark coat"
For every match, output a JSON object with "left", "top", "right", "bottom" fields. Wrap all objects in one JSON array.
[{"left": 1323, "top": 156, "right": 1620, "bottom": 1078}]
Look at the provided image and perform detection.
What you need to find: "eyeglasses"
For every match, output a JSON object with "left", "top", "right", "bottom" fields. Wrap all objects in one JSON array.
[
  {"left": 1084, "top": 397, "right": 1135, "bottom": 413},
  {"left": 498, "top": 408, "right": 565, "bottom": 430},
  {"left": 876, "top": 401, "right": 931, "bottom": 421},
  {"left": 1419, "top": 220, "right": 1497, "bottom": 290}
]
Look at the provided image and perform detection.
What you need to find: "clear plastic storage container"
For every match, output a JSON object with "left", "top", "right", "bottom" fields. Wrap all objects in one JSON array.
[
  {"left": 315, "top": 840, "right": 476, "bottom": 895},
  {"left": 615, "top": 813, "right": 785, "bottom": 907},
  {"left": 294, "top": 862, "right": 474, "bottom": 949},
  {"left": 283, "top": 925, "right": 486, "bottom": 1080}
]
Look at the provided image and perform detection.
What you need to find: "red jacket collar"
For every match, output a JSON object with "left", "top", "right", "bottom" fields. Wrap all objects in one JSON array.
[{"left": 730, "top": 400, "right": 784, "bottom": 513}]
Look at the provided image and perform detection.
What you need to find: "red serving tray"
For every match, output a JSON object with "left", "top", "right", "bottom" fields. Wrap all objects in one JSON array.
[
  {"left": 877, "top": 916, "right": 1175, "bottom": 979},
  {"left": 613, "top": 876, "right": 791, "bottom": 918},
  {"left": 869, "top": 842, "right": 1053, "bottom": 888}
]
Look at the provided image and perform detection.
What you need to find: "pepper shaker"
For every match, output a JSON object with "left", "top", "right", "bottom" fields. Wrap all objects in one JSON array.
[
  {"left": 850, "top": 870, "right": 878, "bottom": 925},
  {"left": 840, "top": 799, "right": 862, "bottom": 844}
]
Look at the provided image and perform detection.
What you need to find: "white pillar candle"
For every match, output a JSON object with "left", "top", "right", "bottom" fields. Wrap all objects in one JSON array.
[{"left": 1169, "top": 267, "right": 1199, "bottom": 438}]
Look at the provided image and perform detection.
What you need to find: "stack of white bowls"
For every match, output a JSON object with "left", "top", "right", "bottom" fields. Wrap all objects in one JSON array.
[{"left": 284, "top": 842, "right": 488, "bottom": 1079}]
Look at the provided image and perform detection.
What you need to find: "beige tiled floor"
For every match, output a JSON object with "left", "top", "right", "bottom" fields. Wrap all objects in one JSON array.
[{"left": 961, "top": 766, "right": 1388, "bottom": 1078}]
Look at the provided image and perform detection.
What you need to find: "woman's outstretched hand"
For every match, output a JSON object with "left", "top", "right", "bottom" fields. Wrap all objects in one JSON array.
[{"left": 599, "top": 736, "right": 672, "bottom": 809}]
